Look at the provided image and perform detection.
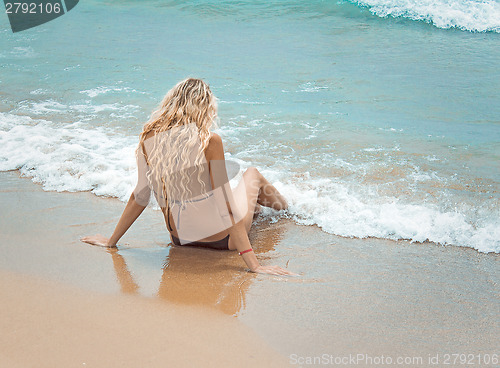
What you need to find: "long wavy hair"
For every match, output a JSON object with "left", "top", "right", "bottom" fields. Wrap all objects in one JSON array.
[{"left": 137, "top": 78, "right": 218, "bottom": 207}]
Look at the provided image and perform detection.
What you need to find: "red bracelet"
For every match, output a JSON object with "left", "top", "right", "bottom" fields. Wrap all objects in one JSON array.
[{"left": 239, "top": 248, "right": 253, "bottom": 256}]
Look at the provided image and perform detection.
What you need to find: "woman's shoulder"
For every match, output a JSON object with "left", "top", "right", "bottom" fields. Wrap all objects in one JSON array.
[
  {"left": 209, "top": 132, "right": 222, "bottom": 145},
  {"left": 205, "top": 132, "right": 224, "bottom": 160},
  {"left": 144, "top": 130, "right": 156, "bottom": 141}
]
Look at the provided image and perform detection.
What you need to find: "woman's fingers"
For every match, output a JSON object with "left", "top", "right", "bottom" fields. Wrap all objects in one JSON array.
[
  {"left": 270, "top": 265, "right": 298, "bottom": 276},
  {"left": 255, "top": 265, "right": 299, "bottom": 276},
  {"left": 80, "top": 234, "right": 112, "bottom": 247}
]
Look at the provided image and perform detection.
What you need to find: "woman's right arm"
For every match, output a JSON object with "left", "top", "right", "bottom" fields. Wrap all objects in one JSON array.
[
  {"left": 227, "top": 220, "right": 297, "bottom": 276},
  {"left": 206, "top": 134, "right": 297, "bottom": 276}
]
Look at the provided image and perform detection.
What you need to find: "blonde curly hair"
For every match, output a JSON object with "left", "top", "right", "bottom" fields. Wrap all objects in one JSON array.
[{"left": 138, "top": 78, "right": 218, "bottom": 206}]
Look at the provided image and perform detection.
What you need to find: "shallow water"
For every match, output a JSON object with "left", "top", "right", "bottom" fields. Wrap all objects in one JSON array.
[{"left": 0, "top": 0, "right": 499, "bottom": 252}]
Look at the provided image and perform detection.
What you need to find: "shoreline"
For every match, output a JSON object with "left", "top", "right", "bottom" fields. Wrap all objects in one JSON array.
[{"left": 1, "top": 170, "right": 498, "bottom": 367}]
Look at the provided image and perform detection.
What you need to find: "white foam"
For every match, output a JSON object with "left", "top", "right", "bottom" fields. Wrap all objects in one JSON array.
[
  {"left": 0, "top": 112, "right": 138, "bottom": 201},
  {"left": 22, "top": 100, "right": 67, "bottom": 114},
  {"left": 0, "top": 46, "right": 35, "bottom": 58},
  {"left": 1, "top": 112, "right": 498, "bottom": 254},
  {"left": 16, "top": 99, "right": 140, "bottom": 119},
  {"left": 218, "top": 100, "right": 266, "bottom": 105},
  {"left": 30, "top": 89, "right": 49, "bottom": 95},
  {"left": 351, "top": 0, "right": 500, "bottom": 32},
  {"left": 297, "top": 82, "right": 329, "bottom": 93},
  {"left": 263, "top": 169, "right": 500, "bottom": 254},
  {"left": 63, "top": 65, "right": 80, "bottom": 71},
  {"left": 80, "top": 86, "right": 145, "bottom": 98}
]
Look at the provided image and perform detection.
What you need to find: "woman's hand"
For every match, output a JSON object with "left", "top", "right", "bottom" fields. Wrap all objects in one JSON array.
[
  {"left": 80, "top": 234, "right": 115, "bottom": 248},
  {"left": 251, "top": 265, "right": 298, "bottom": 276},
  {"left": 80, "top": 194, "right": 145, "bottom": 249}
]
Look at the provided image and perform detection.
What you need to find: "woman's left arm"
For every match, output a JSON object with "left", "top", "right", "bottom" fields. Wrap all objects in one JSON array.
[
  {"left": 82, "top": 144, "right": 151, "bottom": 247},
  {"left": 81, "top": 193, "right": 146, "bottom": 247}
]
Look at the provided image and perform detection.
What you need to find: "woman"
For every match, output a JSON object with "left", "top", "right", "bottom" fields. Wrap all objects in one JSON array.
[{"left": 81, "top": 78, "right": 295, "bottom": 276}]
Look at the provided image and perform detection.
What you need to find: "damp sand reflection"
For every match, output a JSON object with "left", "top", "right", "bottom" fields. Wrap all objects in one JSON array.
[{"left": 107, "top": 221, "right": 285, "bottom": 315}]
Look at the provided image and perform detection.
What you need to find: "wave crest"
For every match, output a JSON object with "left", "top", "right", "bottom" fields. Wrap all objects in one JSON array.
[{"left": 349, "top": 0, "right": 500, "bottom": 32}]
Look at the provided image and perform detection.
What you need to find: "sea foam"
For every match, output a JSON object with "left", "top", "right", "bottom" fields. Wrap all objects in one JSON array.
[
  {"left": 269, "top": 174, "right": 500, "bottom": 253},
  {"left": 0, "top": 113, "right": 137, "bottom": 201},
  {"left": 1, "top": 112, "right": 498, "bottom": 254},
  {"left": 350, "top": 0, "right": 500, "bottom": 32}
]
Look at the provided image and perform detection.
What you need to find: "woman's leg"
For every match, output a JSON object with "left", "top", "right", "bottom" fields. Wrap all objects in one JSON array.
[{"left": 237, "top": 167, "right": 288, "bottom": 233}]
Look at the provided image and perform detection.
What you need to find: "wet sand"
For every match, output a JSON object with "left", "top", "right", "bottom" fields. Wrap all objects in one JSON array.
[
  {"left": 0, "top": 270, "right": 287, "bottom": 368},
  {"left": 1, "top": 171, "right": 499, "bottom": 367}
]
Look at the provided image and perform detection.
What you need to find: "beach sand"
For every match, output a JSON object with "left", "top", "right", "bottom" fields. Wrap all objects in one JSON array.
[
  {"left": 0, "top": 270, "right": 287, "bottom": 368},
  {"left": 1, "top": 171, "right": 498, "bottom": 367}
]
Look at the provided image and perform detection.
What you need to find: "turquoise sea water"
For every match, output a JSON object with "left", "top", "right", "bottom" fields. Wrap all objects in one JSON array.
[{"left": 1, "top": 0, "right": 499, "bottom": 252}]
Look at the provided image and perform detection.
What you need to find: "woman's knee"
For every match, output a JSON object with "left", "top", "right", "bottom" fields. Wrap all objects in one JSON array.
[
  {"left": 243, "top": 167, "right": 263, "bottom": 187},
  {"left": 244, "top": 167, "right": 261, "bottom": 180}
]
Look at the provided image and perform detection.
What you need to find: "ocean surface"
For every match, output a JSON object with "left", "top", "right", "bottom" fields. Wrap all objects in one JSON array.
[{"left": 1, "top": 0, "right": 499, "bottom": 253}]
